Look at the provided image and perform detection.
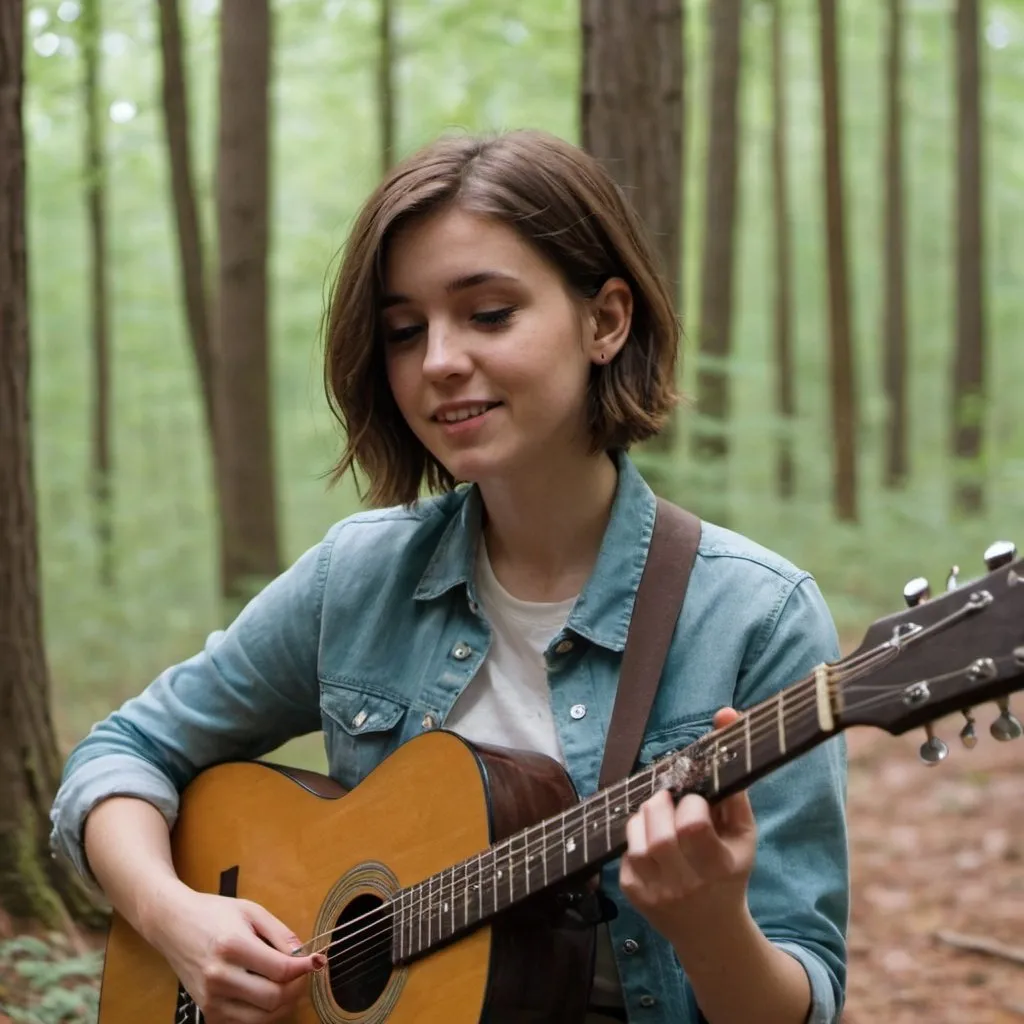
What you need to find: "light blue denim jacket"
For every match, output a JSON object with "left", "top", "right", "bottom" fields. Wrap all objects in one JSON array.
[{"left": 51, "top": 453, "right": 848, "bottom": 1024}]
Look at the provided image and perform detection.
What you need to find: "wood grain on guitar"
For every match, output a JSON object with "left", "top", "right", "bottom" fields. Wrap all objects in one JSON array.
[{"left": 96, "top": 556, "right": 1024, "bottom": 1023}]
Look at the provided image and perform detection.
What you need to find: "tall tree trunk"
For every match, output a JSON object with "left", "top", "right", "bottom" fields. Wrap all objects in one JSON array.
[
  {"left": 580, "top": 0, "right": 684, "bottom": 449},
  {"left": 0, "top": 0, "right": 103, "bottom": 927},
  {"left": 156, "top": 0, "right": 216, "bottom": 439},
  {"left": 770, "top": 0, "right": 795, "bottom": 500},
  {"left": 818, "top": 0, "right": 858, "bottom": 522},
  {"left": 379, "top": 0, "right": 395, "bottom": 174},
  {"left": 156, "top": 0, "right": 237, "bottom": 599},
  {"left": 216, "top": 0, "right": 281, "bottom": 602},
  {"left": 951, "top": 0, "right": 985, "bottom": 515},
  {"left": 82, "top": 0, "right": 114, "bottom": 586},
  {"left": 691, "top": 0, "right": 741, "bottom": 522},
  {"left": 882, "top": 0, "right": 908, "bottom": 489}
]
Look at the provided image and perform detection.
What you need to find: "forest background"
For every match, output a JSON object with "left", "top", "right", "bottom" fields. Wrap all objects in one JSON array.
[{"left": 1, "top": 0, "right": 1022, "bottom": 1021}]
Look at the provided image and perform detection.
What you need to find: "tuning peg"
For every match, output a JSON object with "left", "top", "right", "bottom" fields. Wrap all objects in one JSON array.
[
  {"left": 946, "top": 565, "right": 961, "bottom": 592},
  {"left": 903, "top": 577, "right": 930, "bottom": 607},
  {"left": 959, "top": 710, "right": 978, "bottom": 749},
  {"left": 984, "top": 540, "right": 1017, "bottom": 572},
  {"left": 990, "top": 698, "right": 1023, "bottom": 742},
  {"left": 919, "top": 724, "right": 949, "bottom": 765}
]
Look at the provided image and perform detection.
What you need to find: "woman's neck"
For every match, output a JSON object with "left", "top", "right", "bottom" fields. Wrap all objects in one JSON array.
[{"left": 478, "top": 452, "right": 619, "bottom": 602}]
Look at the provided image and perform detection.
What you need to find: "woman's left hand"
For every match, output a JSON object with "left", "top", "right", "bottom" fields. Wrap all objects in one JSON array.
[{"left": 618, "top": 707, "right": 758, "bottom": 942}]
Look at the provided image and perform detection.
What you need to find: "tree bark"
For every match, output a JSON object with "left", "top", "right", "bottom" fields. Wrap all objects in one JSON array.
[
  {"left": 818, "top": 0, "right": 858, "bottom": 522},
  {"left": 0, "top": 0, "right": 103, "bottom": 926},
  {"left": 216, "top": 0, "right": 281, "bottom": 602},
  {"left": 156, "top": 0, "right": 216, "bottom": 441},
  {"left": 770, "top": 0, "right": 795, "bottom": 500},
  {"left": 580, "top": 0, "right": 684, "bottom": 449},
  {"left": 882, "top": 0, "right": 908, "bottom": 489},
  {"left": 951, "top": 0, "right": 985, "bottom": 515},
  {"left": 156, "top": 0, "right": 241, "bottom": 601},
  {"left": 379, "top": 0, "right": 396, "bottom": 174},
  {"left": 691, "top": 0, "right": 741, "bottom": 521},
  {"left": 82, "top": 0, "right": 114, "bottom": 586}
]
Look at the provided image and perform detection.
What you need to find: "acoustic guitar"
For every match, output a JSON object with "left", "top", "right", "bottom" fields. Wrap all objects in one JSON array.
[{"left": 98, "top": 550, "right": 1024, "bottom": 1023}]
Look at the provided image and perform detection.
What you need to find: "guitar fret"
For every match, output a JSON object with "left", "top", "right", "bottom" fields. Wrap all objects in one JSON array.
[
  {"left": 561, "top": 808, "right": 568, "bottom": 877},
  {"left": 493, "top": 847, "right": 500, "bottom": 915},
  {"left": 508, "top": 837, "right": 515, "bottom": 905},
  {"left": 582, "top": 800, "right": 589, "bottom": 864},
  {"left": 475, "top": 851, "right": 482, "bottom": 923},
  {"left": 417, "top": 880, "right": 424, "bottom": 955},
  {"left": 428, "top": 876, "right": 435, "bottom": 948},
  {"left": 445, "top": 867, "right": 453, "bottom": 940},
  {"left": 744, "top": 712, "right": 752, "bottom": 773},
  {"left": 598, "top": 786, "right": 606, "bottom": 860},
  {"left": 541, "top": 818, "right": 548, "bottom": 888},
  {"left": 777, "top": 689, "right": 787, "bottom": 754}
]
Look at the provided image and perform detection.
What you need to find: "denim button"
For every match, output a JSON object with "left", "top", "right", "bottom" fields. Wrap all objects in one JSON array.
[
  {"left": 452, "top": 642, "right": 472, "bottom": 660},
  {"left": 468, "top": 599, "right": 479, "bottom": 614},
  {"left": 554, "top": 638, "right": 574, "bottom": 654},
  {"left": 622, "top": 938, "right": 639, "bottom": 955},
  {"left": 639, "top": 994, "right": 656, "bottom": 1008},
  {"left": 570, "top": 703, "right": 587, "bottom": 720},
  {"left": 422, "top": 713, "right": 437, "bottom": 730},
  {"left": 351, "top": 709, "right": 368, "bottom": 729}
]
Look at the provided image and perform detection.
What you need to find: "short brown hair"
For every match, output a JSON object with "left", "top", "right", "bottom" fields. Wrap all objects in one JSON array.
[{"left": 324, "top": 129, "right": 680, "bottom": 507}]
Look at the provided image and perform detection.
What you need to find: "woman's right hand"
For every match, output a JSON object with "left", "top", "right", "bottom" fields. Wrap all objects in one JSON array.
[{"left": 146, "top": 885, "right": 325, "bottom": 1023}]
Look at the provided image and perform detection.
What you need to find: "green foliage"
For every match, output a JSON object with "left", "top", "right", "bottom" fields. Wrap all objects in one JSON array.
[
  {"left": 18, "top": 0, "right": 1024, "bottom": 757},
  {"left": 0, "top": 933, "right": 101, "bottom": 1024}
]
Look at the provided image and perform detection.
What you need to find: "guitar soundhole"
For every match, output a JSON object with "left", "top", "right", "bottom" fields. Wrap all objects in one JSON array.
[{"left": 328, "top": 892, "right": 394, "bottom": 1013}]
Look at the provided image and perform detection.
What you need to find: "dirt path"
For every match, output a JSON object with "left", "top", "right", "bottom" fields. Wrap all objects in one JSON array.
[{"left": 843, "top": 716, "right": 1024, "bottom": 1023}]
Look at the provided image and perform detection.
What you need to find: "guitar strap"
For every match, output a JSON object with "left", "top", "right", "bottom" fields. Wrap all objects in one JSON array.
[{"left": 597, "top": 498, "right": 702, "bottom": 791}]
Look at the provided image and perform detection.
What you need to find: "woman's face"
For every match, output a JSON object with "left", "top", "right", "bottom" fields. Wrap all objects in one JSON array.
[{"left": 382, "top": 207, "right": 605, "bottom": 487}]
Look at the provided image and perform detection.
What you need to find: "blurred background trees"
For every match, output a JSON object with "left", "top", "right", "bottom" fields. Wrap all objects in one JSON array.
[{"left": 2, "top": 0, "right": 1022, "bottom": 980}]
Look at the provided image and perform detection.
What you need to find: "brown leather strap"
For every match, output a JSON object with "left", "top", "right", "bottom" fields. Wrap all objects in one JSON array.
[{"left": 597, "top": 498, "right": 701, "bottom": 790}]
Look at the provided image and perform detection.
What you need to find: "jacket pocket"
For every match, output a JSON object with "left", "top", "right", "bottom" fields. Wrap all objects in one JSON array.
[
  {"left": 637, "top": 712, "right": 715, "bottom": 767},
  {"left": 319, "top": 681, "right": 410, "bottom": 789}
]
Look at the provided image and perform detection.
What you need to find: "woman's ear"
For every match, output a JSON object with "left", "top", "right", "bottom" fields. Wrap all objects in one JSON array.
[{"left": 587, "top": 278, "right": 633, "bottom": 365}]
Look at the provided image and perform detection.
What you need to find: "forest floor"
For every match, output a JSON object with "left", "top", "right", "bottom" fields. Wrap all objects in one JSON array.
[
  {"left": 842, "top": 720, "right": 1023, "bottom": 1023},
  {"left": 1, "top": 715, "right": 1022, "bottom": 1023}
]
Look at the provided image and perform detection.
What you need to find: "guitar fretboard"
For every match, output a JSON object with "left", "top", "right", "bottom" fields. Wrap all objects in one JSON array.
[{"left": 392, "top": 671, "right": 833, "bottom": 962}]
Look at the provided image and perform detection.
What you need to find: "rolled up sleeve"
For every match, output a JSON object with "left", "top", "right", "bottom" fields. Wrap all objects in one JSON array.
[
  {"left": 736, "top": 576, "right": 849, "bottom": 1024},
  {"left": 50, "top": 528, "right": 337, "bottom": 882}
]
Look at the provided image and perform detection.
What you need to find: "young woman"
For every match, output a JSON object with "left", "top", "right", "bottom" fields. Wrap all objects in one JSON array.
[{"left": 51, "top": 130, "right": 848, "bottom": 1024}]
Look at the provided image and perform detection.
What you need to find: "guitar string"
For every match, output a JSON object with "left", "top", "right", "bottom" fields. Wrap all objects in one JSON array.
[
  {"left": 319, "top": 676, "right": 933, "bottom": 992},
  {"left": 302, "top": 600, "right": 987, "bottom": 968},
  {"left": 316, "top": 657, "right": 995, "bottom": 986},
  {"left": 318, "top": 752, "right": 717, "bottom": 985},
  {"left": 301, "top": 643, "right": 902, "bottom": 963},
  {"left": 316, "top": 658, "right": 897, "bottom": 978},
  {"left": 315, "top": 651, "right": 899, "bottom": 974},
  {"left": 301, "top": 684, "right": 822, "bottom": 962},
  {"left": 304, "top": 642, "right": 904, "bottom": 959}
]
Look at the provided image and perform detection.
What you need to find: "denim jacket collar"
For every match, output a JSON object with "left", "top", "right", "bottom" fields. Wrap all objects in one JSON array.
[{"left": 412, "top": 450, "right": 657, "bottom": 653}]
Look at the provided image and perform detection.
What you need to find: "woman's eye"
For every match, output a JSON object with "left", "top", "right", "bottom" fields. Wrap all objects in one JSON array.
[
  {"left": 473, "top": 306, "right": 518, "bottom": 328},
  {"left": 385, "top": 324, "right": 422, "bottom": 344}
]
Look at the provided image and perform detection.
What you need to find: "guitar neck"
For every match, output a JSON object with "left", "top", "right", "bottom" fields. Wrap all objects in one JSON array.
[{"left": 393, "top": 671, "right": 833, "bottom": 962}]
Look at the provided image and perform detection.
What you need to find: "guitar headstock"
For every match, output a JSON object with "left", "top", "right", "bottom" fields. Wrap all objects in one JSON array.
[{"left": 837, "top": 541, "right": 1024, "bottom": 762}]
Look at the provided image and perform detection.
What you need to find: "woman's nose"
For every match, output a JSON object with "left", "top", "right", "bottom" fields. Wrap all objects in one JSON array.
[{"left": 422, "top": 324, "right": 472, "bottom": 380}]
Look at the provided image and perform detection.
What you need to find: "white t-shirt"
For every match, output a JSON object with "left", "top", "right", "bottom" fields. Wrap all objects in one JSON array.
[{"left": 444, "top": 542, "right": 626, "bottom": 1021}]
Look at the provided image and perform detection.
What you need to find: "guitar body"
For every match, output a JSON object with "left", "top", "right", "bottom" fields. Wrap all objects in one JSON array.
[{"left": 97, "top": 730, "right": 596, "bottom": 1024}]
